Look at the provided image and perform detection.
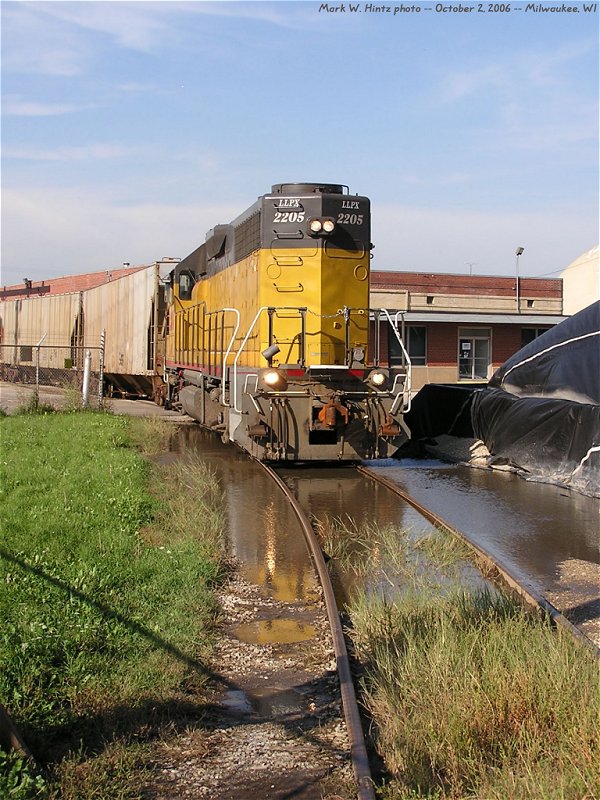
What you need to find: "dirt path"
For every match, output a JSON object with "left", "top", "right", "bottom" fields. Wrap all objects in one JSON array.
[{"left": 144, "top": 566, "right": 355, "bottom": 800}]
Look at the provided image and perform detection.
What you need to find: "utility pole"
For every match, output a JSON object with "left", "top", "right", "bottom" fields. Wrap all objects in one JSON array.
[{"left": 515, "top": 247, "right": 524, "bottom": 313}]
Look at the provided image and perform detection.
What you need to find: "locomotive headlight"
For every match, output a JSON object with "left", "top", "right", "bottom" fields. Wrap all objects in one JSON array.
[
  {"left": 367, "top": 369, "right": 389, "bottom": 389},
  {"left": 263, "top": 370, "right": 280, "bottom": 386},
  {"left": 308, "top": 217, "right": 335, "bottom": 237},
  {"left": 259, "top": 368, "right": 288, "bottom": 392}
]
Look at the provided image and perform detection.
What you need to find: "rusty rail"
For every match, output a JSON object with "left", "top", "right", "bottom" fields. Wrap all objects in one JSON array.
[
  {"left": 258, "top": 462, "right": 376, "bottom": 800},
  {"left": 0, "top": 703, "right": 36, "bottom": 764},
  {"left": 357, "top": 465, "right": 599, "bottom": 658}
]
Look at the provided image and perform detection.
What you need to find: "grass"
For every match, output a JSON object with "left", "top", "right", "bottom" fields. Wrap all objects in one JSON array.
[
  {"left": 316, "top": 514, "right": 476, "bottom": 595},
  {"left": 0, "top": 409, "right": 226, "bottom": 798},
  {"left": 346, "top": 558, "right": 600, "bottom": 799}
]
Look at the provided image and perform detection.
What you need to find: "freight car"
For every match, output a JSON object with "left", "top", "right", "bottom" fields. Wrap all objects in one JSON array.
[
  {"left": 0, "top": 264, "right": 168, "bottom": 399},
  {"left": 161, "top": 182, "right": 412, "bottom": 461}
]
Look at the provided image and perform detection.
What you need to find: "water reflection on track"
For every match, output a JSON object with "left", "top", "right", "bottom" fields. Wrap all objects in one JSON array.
[
  {"left": 278, "top": 457, "right": 599, "bottom": 646},
  {"left": 168, "top": 426, "right": 319, "bottom": 604},
  {"left": 366, "top": 459, "right": 599, "bottom": 599},
  {"left": 167, "top": 425, "right": 599, "bottom": 646}
]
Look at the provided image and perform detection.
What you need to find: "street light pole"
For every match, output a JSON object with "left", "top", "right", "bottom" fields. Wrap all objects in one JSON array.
[{"left": 515, "top": 247, "right": 524, "bottom": 313}]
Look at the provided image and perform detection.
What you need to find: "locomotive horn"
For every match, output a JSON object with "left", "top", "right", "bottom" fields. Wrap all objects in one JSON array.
[{"left": 261, "top": 343, "right": 281, "bottom": 362}]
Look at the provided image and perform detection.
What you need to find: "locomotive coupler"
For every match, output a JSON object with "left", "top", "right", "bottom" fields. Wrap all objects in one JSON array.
[{"left": 317, "top": 396, "right": 349, "bottom": 429}]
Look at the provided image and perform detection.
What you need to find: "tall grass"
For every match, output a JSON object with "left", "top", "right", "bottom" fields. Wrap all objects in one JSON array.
[
  {"left": 0, "top": 411, "right": 226, "bottom": 798},
  {"left": 350, "top": 588, "right": 600, "bottom": 799},
  {"left": 317, "top": 514, "right": 477, "bottom": 595},
  {"left": 319, "top": 513, "right": 599, "bottom": 798}
]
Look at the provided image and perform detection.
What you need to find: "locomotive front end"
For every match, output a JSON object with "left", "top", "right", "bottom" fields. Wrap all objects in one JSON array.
[
  {"left": 164, "top": 182, "right": 412, "bottom": 461},
  {"left": 231, "top": 183, "right": 411, "bottom": 460}
]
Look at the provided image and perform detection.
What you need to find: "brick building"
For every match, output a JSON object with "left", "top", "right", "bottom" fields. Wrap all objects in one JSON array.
[{"left": 370, "top": 271, "right": 564, "bottom": 394}]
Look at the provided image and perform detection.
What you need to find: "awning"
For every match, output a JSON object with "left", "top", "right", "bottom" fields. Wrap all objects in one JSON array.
[{"left": 379, "top": 312, "right": 567, "bottom": 325}]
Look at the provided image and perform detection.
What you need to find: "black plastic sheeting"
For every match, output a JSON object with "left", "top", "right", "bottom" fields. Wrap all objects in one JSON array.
[
  {"left": 470, "top": 388, "right": 600, "bottom": 497},
  {"left": 405, "top": 302, "right": 600, "bottom": 497},
  {"left": 489, "top": 300, "right": 600, "bottom": 405},
  {"left": 405, "top": 383, "right": 480, "bottom": 439}
]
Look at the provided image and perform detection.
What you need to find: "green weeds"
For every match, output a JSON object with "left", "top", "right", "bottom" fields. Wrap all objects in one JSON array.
[
  {"left": 0, "top": 749, "right": 48, "bottom": 799},
  {"left": 338, "top": 519, "right": 600, "bottom": 799},
  {"left": 0, "top": 411, "right": 226, "bottom": 798},
  {"left": 12, "top": 392, "right": 56, "bottom": 416},
  {"left": 317, "top": 514, "right": 475, "bottom": 595}
]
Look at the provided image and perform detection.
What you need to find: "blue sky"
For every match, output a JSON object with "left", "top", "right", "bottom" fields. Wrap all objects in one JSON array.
[{"left": 1, "top": 0, "right": 598, "bottom": 285}]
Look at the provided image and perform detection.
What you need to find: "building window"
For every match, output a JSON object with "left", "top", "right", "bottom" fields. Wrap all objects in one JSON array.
[
  {"left": 407, "top": 325, "right": 427, "bottom": 365},
  {"left": 458, "top": 328, "right": 490, "bottom": 380},
  {"left": 389, "top": 325, "right": 427, "bottom": 366},
  {"left": 521, "top": 327, "right": 551, "bottom": 347}
]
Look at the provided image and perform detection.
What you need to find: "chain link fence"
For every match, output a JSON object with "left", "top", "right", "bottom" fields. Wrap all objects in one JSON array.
[{"left": 0, "top": 338, "right": 105, "bottom": 408}]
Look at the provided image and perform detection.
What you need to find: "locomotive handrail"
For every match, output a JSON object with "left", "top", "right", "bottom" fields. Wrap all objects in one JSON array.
[
  {"left": 232, "top": 305, "right": 307, "bottom": 413},
  {"left": 173, "top": 300, "right": 206, "bottom": 364},
  {"left": 388, "top": 309, "right": 412, "bottom": 412},
  {"left": 172, "top": 303, "right": 239, "bottom": 401},
  {"left": 220, "top": 308, "right": 241, "bottom": 406},
  {"left": 233, "top": 306, "right": 271, "bottom": 413}
]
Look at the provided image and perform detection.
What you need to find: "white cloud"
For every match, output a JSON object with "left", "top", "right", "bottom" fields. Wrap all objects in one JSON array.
[
  {"left": 2, "top": 95, "right": 92, "bottom": 117},
  {"left": 34, "top": 2, "right": 179, "bottom": 52},
  {"left": 371, "top": 203, "right": 598, "bottom": 279},
  {"left": 3, "top": 143, "right": 154, "bottom": 162},
  {"left": 2, "top": 1, "right": 319, "bottom": 80},
  {"left": 438, "top": 38, "right": 597, "bottom": 152},
  {"left": 440, "top": 64, "right": 507, "bottom": 104},
  {"left": 0, "top": 186, "right": 240, "bottom": 285},
  {"left": 182, "top": 0, "right": 318, "bottom": 30},
  {"left": 1, "top": 3, "right": 91, "bottom": 76},
  {"left": 2, "top": 187, "right": 596, "bottom": 288}
]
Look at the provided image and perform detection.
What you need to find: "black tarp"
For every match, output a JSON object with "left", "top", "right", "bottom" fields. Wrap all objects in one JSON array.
[
  {"left": 404, "top": 383, "right": 480, "bottom": 439},
  {"left": 405, "top": 302, "right": 600, "bottom": 497},
  {"left": 470, "top": 388, "right": 600, "bottom": 497},
  {"left": 471, "top": 301, "right": 600, "bottom": 496},
  {"left": 489, "top": 300, "right": 600, "bottom": 405}
]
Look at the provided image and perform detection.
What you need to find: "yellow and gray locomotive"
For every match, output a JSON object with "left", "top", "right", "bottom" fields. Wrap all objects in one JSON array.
[{"left": 163, "top": 182, "right": 411, "bottom": 461}]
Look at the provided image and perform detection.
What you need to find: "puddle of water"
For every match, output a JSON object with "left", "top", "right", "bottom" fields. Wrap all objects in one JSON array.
[
  {"left": 232, "top": 618, "right": 316, "bottom": 645},
  {"left": 222, "top": 689, "right": 254, "bottom": 714},
  {"left": 251, "top": 687, "right": 305, "bottom": 717},
  {"left": 221, "top": 686, "right": 306, "bottom": 718},
  {"left": 369, "top": 457, "right": 454, "bottom": 470},
  {"left": 376, "top": 463, "right": 600, "bottom": 593},
  {"left": 170, "top": 426, "right": 320, "bottom": 603},
  {"left": 278, "top": 462, "right": 599, "bottom": 605}
]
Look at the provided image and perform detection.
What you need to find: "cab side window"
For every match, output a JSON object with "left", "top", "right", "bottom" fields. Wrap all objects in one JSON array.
[{"left": 179, "top": 272, "right": 193, "bottom": 301}]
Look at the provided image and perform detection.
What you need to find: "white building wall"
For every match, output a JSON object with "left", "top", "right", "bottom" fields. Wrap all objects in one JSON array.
[{"left": 560, "top": 246, "right": 599, "bottom": 315}]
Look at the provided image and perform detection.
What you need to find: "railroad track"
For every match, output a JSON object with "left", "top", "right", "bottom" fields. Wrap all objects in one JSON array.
[
  {"left": 3, "top": 438, "right": 595, "bottom": 799},
  {"left": 259, "top": 458, "right": 598, "bottom": 800},
  {"left": 258, "top": 462, "right": 376, "bottom": 800}
]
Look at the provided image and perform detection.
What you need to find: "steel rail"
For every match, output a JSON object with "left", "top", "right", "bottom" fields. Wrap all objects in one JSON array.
[
  {"left": 357, "top": 465, "right": 599, "bottom": 658},
  {"left": 0, "top": 703, "right": 36, "bottom": 765},
  {"left": 258, "top": 462, "right": 376, "bottom": 800}
]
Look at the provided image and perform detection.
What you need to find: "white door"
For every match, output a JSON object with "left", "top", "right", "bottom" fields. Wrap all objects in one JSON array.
[{"left": 458, "top": 332, "right": 490, "bottom": 380}]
